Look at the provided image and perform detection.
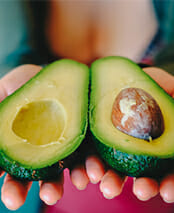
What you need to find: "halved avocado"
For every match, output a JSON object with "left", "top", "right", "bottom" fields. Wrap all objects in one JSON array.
[
  {"left": 0, "top": 59, "right": 89, "bottom": 180},
  {"left": 89, "top": 56, "right": 174, "bottom": 178}
]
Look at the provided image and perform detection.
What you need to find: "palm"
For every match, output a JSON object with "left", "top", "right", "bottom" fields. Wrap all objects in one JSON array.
[{"left": 0, "top": 65, "right": 174, "bottom": 210}]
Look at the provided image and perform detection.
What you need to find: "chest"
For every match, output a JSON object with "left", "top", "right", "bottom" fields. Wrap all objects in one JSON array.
[{"left": 46, "top": 0, "right": 158, "bottom": 63}]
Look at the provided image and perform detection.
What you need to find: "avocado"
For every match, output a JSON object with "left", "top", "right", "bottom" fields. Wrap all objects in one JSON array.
[
  {"left": 89, "top": 56, "right": 174, "bottom": 178},
  {"left": 0, "top": 59, "right": 89, "bottom": 180}
]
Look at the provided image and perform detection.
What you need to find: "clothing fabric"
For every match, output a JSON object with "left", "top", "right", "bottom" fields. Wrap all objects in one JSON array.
[
  {"left": 0, "top": 1, "right": 32, "bottom": 78},
  {"left": 143, "top": 0, "right": 174, "bottom": 74}
]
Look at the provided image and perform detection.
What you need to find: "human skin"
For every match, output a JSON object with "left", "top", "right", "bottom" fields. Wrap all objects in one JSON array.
[{"left": 0, "top": 65, "right": 174, "bottom": 210}]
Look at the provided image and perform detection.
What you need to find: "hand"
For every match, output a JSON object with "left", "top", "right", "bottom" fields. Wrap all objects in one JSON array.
[
  {"left": 73, "top": 67, "right": 174, "bottom": 203},
  {"left": 1, "top": 65, "right": 174, "bottom": 210},
  {"left": 0, "top": 65, "right": 65, "bottom": 210},
  {"left": 0, "top": 64, "right": 122, "bottom": 210}
]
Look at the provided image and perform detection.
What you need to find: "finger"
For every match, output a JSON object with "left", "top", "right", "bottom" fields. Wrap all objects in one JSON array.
[
  {"left": 0, "top": 81, "right": 8, "bottom": 102},
  {"left": 0, "top": 170, "right": 5, "bottom": 178},
  {"left": 0, "top": 64, "right": 42, "bottom": 98},
  {"left": 143, "top": 67, "right": 174, "bottom": 97},
  {"left": 1, "top": 174, "right": 32, "bottom": 210},
  {"left": 70, "top": 165, "right": 89, "bottom": 190},
  {"left": 100, "top": 169, "right": 127, "bottom": 199},
  {"left": 160, "top": 174, "right": 174, "bottom": 203},
  {"left": 133, "top": 177, "right": 159, "bottom": 201},
  {"left": 85, "top": 155, "right": 105, "bottom": 184},
  {"left": 39, "top": 173, "right": 64, "bottom": 205}
]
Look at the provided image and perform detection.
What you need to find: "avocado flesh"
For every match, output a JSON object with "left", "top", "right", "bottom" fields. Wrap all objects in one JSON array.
[
  {"left": 0, "top": 59, "right": 89, "bottom": 180},
  {"left": 90, "top": 56, "right": 174, "bottom": 177}
]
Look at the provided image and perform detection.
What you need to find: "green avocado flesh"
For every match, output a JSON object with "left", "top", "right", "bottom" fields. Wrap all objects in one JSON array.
[
  {"left": 90, "top": 56, "right": 174, "bottom": 177},
  {"left": 0, "top": 59, "right": 89, "bottom": 180}
]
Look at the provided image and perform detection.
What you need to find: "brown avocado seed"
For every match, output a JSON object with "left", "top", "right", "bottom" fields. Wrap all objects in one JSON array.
[{"left": 111, "top": 88, "right": 164, "bottom": 141}]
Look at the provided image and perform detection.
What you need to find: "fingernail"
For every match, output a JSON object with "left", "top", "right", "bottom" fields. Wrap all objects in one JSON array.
[
  {"left": 162, "top": 192, "right": 174, "bottom": 203},
  {"left": 101, "top": 187, "right": 115, "bottom": 199},
  {"left": 3, "top": 197, "right": 14, "bottom": 209},
  {"left": 163, "top": 198, "right": 174, "bottom": 203},
  {"left": 43, "top": 195, "right": 57, "bottom": 206},
  {"left": 89, "top": 174, "right": 99, "bottom": 184},
  {"left": 136, "top": 190, "right": 150, "bottom": 201},
  {"left": 103, "top": 192, "right": 115, "bottom": 200},
  {"left": 76, "top": 184, "right": 87, "bottom": 190}
]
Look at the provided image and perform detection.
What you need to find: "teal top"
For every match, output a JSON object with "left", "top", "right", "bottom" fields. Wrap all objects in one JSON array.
[
  {"left": 0, "top": 1, "right": 32, "bottom": 78},
  {"left": 153, "top": 0, "right": 174, "bottom": 43}
]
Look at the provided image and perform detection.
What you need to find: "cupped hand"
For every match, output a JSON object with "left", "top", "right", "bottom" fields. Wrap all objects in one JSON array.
[
  {"left": 1, "top": 65, "right": 174, "bottom": 210},
  {"left": 0, "top": 65, "right": 65, "bottom": 210},
  {"left": 71, "top": 67, "right": 174, "bottom": 203},
  {"left": 0, "top": 64, "right": 124, "bottom": 210}
]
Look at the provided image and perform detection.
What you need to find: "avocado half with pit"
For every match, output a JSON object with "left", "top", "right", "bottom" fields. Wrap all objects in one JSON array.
[
  {"left": 89, "top": 56, "right": 174, "bottom": 178},
  {"left": 0, "top": 59, "right": 89, "bottom": 180}
]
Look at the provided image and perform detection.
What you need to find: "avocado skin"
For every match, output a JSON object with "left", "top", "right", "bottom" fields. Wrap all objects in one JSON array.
[
  {"left": 0, "top": 59, "right": 89, "bottom": 181},
  {"left": 0, "top": 138, "right": 88, "bottom": 181},
  {"left": 94, "top": 138, "right": 174, "bottom": 178},
  {"left": 0, "top": 149, "right": 81, "bottom": 181},
  {"left": 0, "top": 151, "right": 66, "bottom": 181}
]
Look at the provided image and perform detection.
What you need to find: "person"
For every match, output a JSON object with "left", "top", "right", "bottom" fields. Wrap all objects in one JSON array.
[{"left": 1, "top": 0, "right": 174, "bottom": 212}]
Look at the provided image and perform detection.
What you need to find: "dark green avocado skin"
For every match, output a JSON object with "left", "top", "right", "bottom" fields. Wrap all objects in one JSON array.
[
  {"left": 0, "top": 148, "right": 82, "bottom": 181},
  {"left": 0, "top": 139, "right": 88, "bottom": 181},
  {"left": 0, "top": 151, "right": 65, "bottom": 181},
  {"left": 94, "top": 138, "right": 174, "bottom": 178}
]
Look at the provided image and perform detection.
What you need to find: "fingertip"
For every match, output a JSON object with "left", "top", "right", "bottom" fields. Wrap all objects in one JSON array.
[
  {"left": 160, "top": 174, "right": 174, "bottom": 203},
  {"left": 133, "top": 177, "right": 159, "bottom": 201},
  {"left": 86, "top": 156, "right": 105, "bottom": 184},
  {"left": 40, "top": 183, "right": 63, "bottom": 205},
  {"left": 143, "top": 67, "right": 174, "bottom": 96},
  {"left": 1, "top": 175, "right": 31, "bottom": 210},
  {"left": 1, "top": 64, "right": 42, "bottom": 96},
  {"left": 0, "top": 170, "right": 5, "bottom": 178},
  {"left": 100, "top": 170, "right": 126, "bottom": 199},
  {"left": 40, "top": 182, "right": 63, "bottom": 205},
  {"left": 70, "top": 165, "right": 89, "bottom": 190},
  {"left": 1, "top": 195, "right": 20, "bottom": 211},
  {"left": 40, "top": 175, "right": 64, "bottom": 205}
]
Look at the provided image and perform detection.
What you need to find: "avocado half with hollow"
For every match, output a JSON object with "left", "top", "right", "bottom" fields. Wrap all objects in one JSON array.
[
  {"left": 89, "top": 56, "right": 174, "bottom": 178},
  {"left": 0, "top": 59, "right": 89, "bottom": 180}
]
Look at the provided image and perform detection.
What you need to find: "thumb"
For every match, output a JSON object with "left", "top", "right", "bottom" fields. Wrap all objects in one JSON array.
[
  {"left": 143, "top": 67, "right": 174, "bottom": 98},
  {"left": 0, "top": 64, "right": 42, "bottom": 101}
]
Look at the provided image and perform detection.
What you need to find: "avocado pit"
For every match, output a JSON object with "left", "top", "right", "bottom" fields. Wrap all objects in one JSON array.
[{"left": 111, "top": 88, "right": 164, "bottom": 140}]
